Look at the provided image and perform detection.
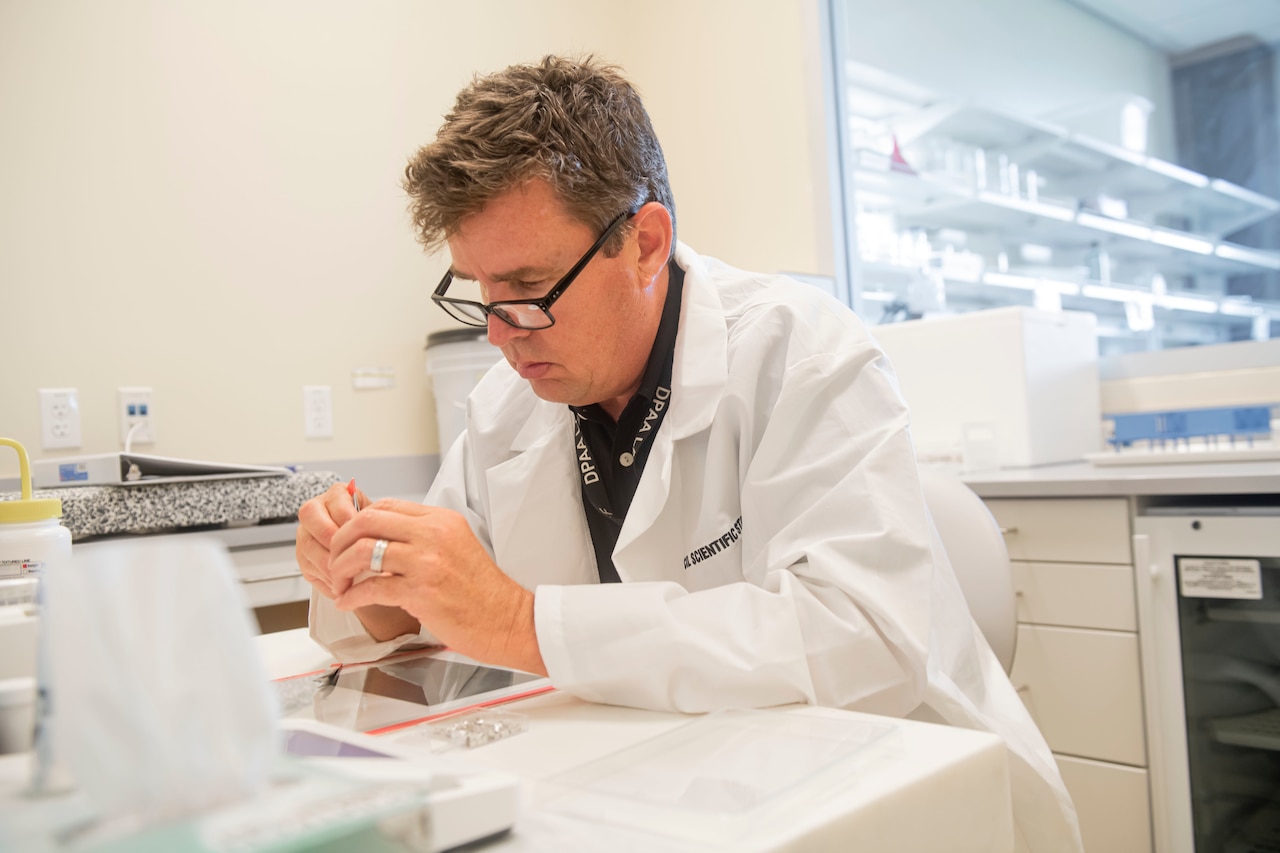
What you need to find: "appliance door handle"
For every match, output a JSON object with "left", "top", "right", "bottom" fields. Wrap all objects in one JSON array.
[{"left": 1133, "top": 532, "right": 1174, "bottom": 853}]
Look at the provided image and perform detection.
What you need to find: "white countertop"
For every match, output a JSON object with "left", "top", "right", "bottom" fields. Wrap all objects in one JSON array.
[{"left": 962, "top": 458, "right": 1280, "bottom": 499}]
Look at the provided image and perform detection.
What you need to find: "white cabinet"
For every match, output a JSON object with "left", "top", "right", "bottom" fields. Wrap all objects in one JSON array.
[
  {"left": 986, "top": 497, "right": 1153, "bottom": 853},
  {"left": 229, "top": 541, "right": 310, "bottom": 609},
  {"left": 1011, "top": 624, "right": 1145, "bottom": 766},
  {"left": 1057, "top": 755, "right": 1154, "bottom": 853}
]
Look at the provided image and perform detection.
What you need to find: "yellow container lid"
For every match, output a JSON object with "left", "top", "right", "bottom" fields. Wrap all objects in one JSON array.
[{"left": 0, "top": 438, "right": 63, "bottom": 523}]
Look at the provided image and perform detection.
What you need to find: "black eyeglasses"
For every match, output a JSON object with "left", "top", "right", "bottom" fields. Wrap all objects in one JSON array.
[{"left": 432, "top": 211, "right": 631, "bottom": 330}]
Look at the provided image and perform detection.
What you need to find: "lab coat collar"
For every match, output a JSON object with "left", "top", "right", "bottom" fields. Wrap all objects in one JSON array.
[
  {"left": 613, "top": 243, "right": 727, "bottom": 560},
  {"left": 509, "top": 391, "right": 571, "bottom": 454},
  {"left": 667, "top": 242, "right": 729, "bottom": 439}
]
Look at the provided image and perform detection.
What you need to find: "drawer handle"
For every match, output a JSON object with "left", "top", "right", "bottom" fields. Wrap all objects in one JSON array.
[
  {"left": 241, "top": 573, "right": 303, "bottom": 584},
  {"left": 999, "top": 526, "right": 1018, "bottom": 536},
  {"left": 1014, "top": 684, "right": 1030, "bottom": 695}
]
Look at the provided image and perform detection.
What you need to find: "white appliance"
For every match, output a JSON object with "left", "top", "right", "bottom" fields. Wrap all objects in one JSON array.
[
  {"left": 1135, "top": 506, "right": 1280, "bottom": 853},
  {"left": 871, "top": 306, "right": 1100, "bottom": 470}
]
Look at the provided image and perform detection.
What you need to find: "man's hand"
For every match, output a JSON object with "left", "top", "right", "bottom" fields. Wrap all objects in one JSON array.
[
  {"left": 326, "top": 500, "right": 547, "bottom": 676},
  {"left": 296, "top": 482, "right": 364, "bottom": 599},
  {"left": 296, "top": 484, "right": 421, "bottom": 642}
]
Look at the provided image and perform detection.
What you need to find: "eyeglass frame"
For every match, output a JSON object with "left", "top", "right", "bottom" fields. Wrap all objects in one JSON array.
[{"left": 431, "top": 209, "right": 633, "bottom": 331}]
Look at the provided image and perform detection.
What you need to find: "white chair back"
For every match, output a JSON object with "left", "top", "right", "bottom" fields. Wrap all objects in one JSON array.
[{"left": 918, "top": 468, "right": 1017, "bottom": 674}]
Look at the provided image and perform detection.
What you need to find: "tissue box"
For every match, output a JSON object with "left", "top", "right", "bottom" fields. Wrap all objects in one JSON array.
[{"left": 871, "top": 307, "right": 1101, "bottom": 469}]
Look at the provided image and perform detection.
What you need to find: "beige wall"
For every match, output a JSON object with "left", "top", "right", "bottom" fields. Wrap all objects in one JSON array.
[{"left": 0, "top": 0, "right": 831, "bottom": 478}]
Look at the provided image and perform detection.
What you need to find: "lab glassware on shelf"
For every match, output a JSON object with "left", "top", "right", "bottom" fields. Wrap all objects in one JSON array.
[{"left": 847, "top": 84, "right": 1280, "bottom": 351}]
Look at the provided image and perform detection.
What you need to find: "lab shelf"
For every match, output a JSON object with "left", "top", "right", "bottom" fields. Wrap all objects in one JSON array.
[
  {"left": 855, "top": 156, "right": 1280, "bottom": 276},
  {"left": 1204, "top": 607, "right": 1280, "bottom": 626},
  {"left": 1210, "top": 708, "right": 1280, "bottom": 751},
  {"left": 848, "top": 95, "right": 1280, "bottom": 351},
  {"left": 882, "top": 102, "right": 1280, "bottom": 238},
  {"left": 1223, "top": 801, "right": 1280, "bottom": 853}
]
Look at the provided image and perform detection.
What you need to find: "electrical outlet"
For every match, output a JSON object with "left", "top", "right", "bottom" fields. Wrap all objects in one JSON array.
[
  {"left": 39, "top": 388, "right": 82, "bottom": 449},
  {"left": 303, "top": 385, "right": 333, "bottom": 439},
  {"left": 118, "top": 386, "right": 155, "bottom": 446}
]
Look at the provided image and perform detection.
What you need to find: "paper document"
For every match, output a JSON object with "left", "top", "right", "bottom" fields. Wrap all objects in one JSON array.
[{"left": 32, "top": 452, "right": 292, "bottom": 488}]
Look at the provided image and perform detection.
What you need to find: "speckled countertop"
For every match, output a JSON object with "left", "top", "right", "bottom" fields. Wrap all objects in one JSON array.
[{"left": 0, "top": 471, "right": 340, "bottom": 540}]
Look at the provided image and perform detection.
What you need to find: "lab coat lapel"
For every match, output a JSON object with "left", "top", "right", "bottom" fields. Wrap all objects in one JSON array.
[
  {"left": 485, "top": 402, "right": 596, "bottom": 587},
  {"left": 613, "top": 245, "right": 728, "bottom": 569}
]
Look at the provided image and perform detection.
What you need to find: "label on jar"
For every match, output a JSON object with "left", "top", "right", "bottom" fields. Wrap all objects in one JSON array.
[
  {"left": 0, "top": 557, "right": 43, "bottom": 579},
  {"left": 1179, "top": 558, "right": 1262, "bottom": 600}
]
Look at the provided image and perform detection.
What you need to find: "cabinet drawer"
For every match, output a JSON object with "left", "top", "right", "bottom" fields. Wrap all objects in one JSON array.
[
  {"left": 1056, "top": 755, "right": 1152, "bottom": 853},
  {"left": 1013, "top": 561, "right": 1137, "bottom": 631},
  {"left": 986, "top": 498, "right": 1131, "bottom": 564},
  {"left": 1011, "top": 624, "right": 1145, "bottom": 765}
]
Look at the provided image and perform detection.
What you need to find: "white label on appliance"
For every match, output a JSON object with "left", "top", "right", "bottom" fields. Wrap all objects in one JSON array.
[{"left": 1179, "top": 558, "right": 1263, "bottom": 600}]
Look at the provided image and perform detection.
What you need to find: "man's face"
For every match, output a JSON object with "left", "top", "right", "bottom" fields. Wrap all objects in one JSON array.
[{"left": 445, "top": 180, "right": 657, "bottom": 413}]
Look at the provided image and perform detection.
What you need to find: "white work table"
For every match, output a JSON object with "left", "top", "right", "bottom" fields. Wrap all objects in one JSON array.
[
  {"left": 258, "top": 629, "right": 1015, "bottom": 852},
  {"left": 0, "top": 630, "right": 1014, "bottom": 852}
]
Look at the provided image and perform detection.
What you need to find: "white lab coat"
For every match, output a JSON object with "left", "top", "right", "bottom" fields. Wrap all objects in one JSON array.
[{"left": 312, "top": 243, "right": 1082, "bottom": 852}]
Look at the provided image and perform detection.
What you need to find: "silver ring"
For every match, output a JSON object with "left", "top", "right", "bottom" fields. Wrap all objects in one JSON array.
[{"left": 369, "top": 539, "right": 389, "bottom": 575}]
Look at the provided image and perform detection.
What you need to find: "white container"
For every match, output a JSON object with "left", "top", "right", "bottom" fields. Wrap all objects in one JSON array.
[
  {"left": 870, "top": 307, "right": 1101, "bottom": 470},
  {"left": 0, "top": 438, "right": 70, "bottom": 777},
  {"left": 0, "top": 676, "right": 36, "bottom": 754},
  {"left": 1043, "top": 93, "right": 1154, "bottom": 154},
  {"left": 425, "top": 329, "right": 503, "bottom": 455}
]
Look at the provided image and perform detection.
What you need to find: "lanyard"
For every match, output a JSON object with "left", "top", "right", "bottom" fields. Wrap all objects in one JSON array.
[{"left": 573, "top": 382, "right": 672, "bottom": 522}]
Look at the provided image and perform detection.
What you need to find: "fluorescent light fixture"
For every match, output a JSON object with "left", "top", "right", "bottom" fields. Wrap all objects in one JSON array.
[
  {"left": 1150, "top": 230, "right": 1213, "bottom": 254},
  {"left": 1039, "top": 278, "right": 1080, "bottom": 295},
  {"left": 1082, "top": 284, "right": 1149, "bottom": 303},
  {"left": 977, "top": 191, "right": 1075, "bottom": 222},
  {"left": 983, "top": 272, "right": 1078, "bottom": 295},
  {"left": 983, "top": 272, "right": 1038, "bottom": 290},
  {"left": 1161, "top": 294, "right": 1218, "bottom": 313},
  {"left": 1211, "top": 178, "right": 1279, "bottom": 209},
  {"left": 1145, "top": 157, "right": 1210, "bottom": 188},
  {"left": 1215, "top": 243, "right": 1280, "bottom": 271},
  {"left": 1076, "top": 211, "right": 1152, "bottom": 240},
  {"left": 1219, "top": 301, "right": 1265, "bottom": 317}
]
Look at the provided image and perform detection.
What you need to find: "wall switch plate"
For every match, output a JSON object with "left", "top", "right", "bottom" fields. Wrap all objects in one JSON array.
[
  {"left": 39, "top": 388, "right": 82, "bottom": 449},
  {"left": 118, "top": 386, "right": 155, "bottom": 446},
  {"left": 303, "top": 385, "right": 333, "bottom": 439}
]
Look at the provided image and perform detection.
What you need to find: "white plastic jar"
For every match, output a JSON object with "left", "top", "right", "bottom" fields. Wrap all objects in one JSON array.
[
  {"left": 0, "top": 438, "right": 69, "bottom": 767},
  {"left": 0, "top": 437, "right": 68, "bottom": 604}
]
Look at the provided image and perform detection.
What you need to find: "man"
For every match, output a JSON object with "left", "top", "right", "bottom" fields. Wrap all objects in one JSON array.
[{"left": 296, "top": 55, "right": 1082, "bottom": 851}]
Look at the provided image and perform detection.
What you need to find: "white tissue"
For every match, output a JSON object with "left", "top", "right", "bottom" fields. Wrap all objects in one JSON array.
[{"left": 45, "top": 537, "right": 279, "bottom": 824}]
